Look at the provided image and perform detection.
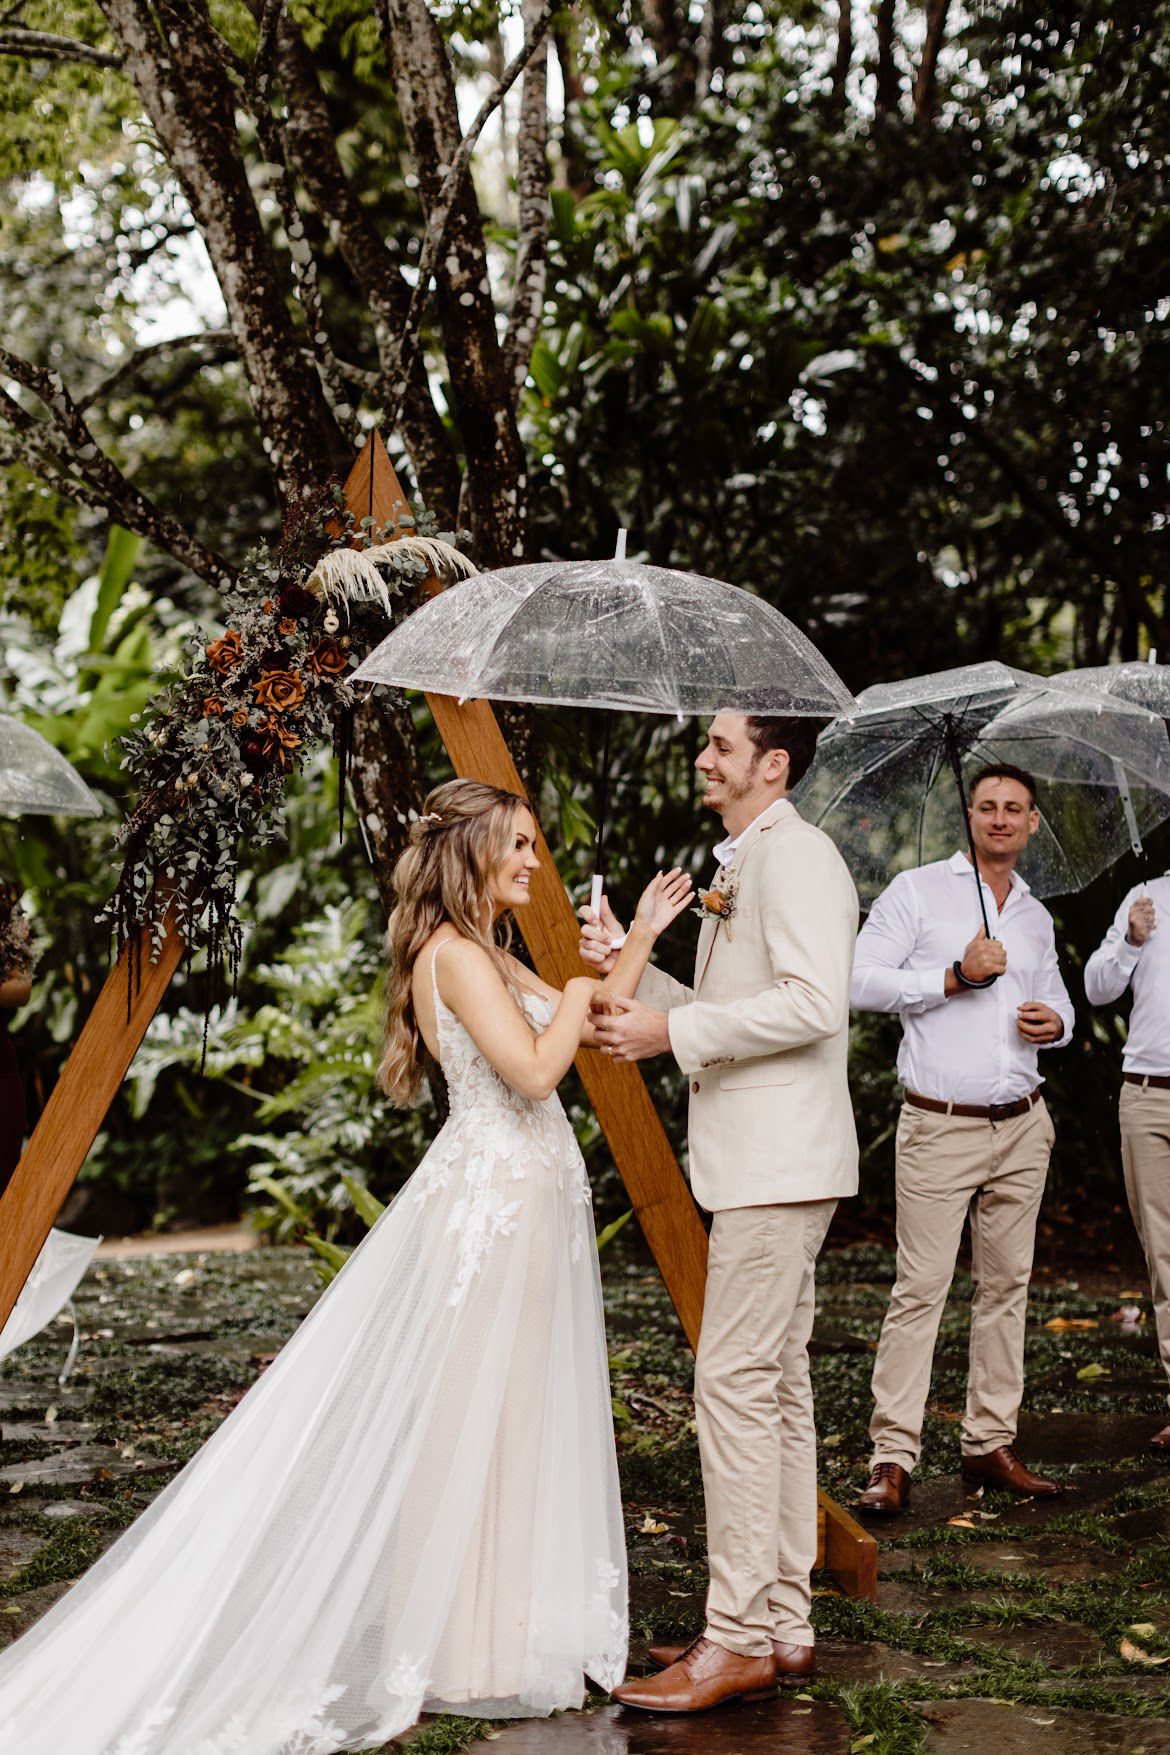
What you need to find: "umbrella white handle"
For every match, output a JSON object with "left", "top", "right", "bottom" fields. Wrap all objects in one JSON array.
[{"left": 588, "top": 874, "right": 626, "bottom": 951}]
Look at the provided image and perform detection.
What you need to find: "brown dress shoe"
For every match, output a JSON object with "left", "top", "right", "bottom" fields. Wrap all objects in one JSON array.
[
  {"left": 856, "top": 1461, "right": 911, "bottom": 1514},
  {"left": 647, "top": 1638, "right": 814, "bottom": 1684},
  {"left": 960, "top": 1445, "right": 1063, "bottom": 1496},
  {"left": 611, "top": 1636, "right": 777, "bottom": 1712},
  {"left": 1150, "top": 1423, "right": 1170, "bottom": 1454}
]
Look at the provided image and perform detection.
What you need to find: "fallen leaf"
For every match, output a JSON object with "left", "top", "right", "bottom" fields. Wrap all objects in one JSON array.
[
  {"left": 822, "top": 1433, "right": 843, "bottom": 1449},
  {"left": 1076, "top": 1362, "right": 1110, "bottom": 1380},
  {"left": 1, "top": 1607, "right": 22, "bottom": 1616},
  {"left": 850, "top": 1737, "right": 877, "bottom": 1752},
  {"left": 1128, "top": 1623, "right": 1159, "bottom": 1639},
  {"left": 1044, "top": 1317, "right": 1099, "bottom": 1331},
  {"left": 794, "top": 1692, "right": 815, "bottom": 1701},
  {"left": 947, "top": 1516, "right": 976, "bottom": 1528},
  {"left": 638, "top": 1514, "right": 668, "bottom": 1535},
  {"left": 1119, "top": 1290, "right": 1145, "bottom": 1299},
  {"left": 43, "top": 1406, "right": 57, "bottom": 1425},
  {"left": 1120, "top": 1638, "right": 1169, "bottom": 1666},
  {"left": 791, "top": 1708, "right": 812, "bottom": 1715},
  {"left": 1025, "top": 1717, "right": 1056, "bottom": 1726},
  {"left": 8, "top": 1482, "right": 23, "bottom": 1495}
]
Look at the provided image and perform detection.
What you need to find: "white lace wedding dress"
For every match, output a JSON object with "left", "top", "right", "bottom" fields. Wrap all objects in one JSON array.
[{"left": 0, "top": 948, "right": 628, "bottom": 1754}]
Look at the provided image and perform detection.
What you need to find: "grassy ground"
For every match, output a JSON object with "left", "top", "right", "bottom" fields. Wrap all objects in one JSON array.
[{"left": 1, "top": 1240, "right": 1168, "bottom": 1752}]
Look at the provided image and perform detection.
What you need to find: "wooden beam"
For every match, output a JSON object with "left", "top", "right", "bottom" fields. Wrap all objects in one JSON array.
[{"left": 0, "top": 909, "right": 185, "bottom": 1332}]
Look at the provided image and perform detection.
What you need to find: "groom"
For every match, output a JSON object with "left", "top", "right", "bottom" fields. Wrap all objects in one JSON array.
[{"left": 580, "top": 710, "right": 858, "bottom": 1712}]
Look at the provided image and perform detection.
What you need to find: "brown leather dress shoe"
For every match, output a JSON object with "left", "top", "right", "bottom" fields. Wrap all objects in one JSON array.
[
  {"left": 856, "top": 1461, "right": 911, "bottom": 1514},
  {"left": 611, "top": 1636, "right": 777, "bottom": 1712},
  {"left": 1150, "top": 1423, "right": 1170, "bottom": 1455},
  {"left": 960, "top": 1445, "right": 1063, "bottom": 1496},
  {"left": 647, "top": 1638, "right": 814, "bottom": 1684}
]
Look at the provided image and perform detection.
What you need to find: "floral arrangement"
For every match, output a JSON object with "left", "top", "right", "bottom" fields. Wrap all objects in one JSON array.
[
  {"left": 106, "top": 487, "right": 475, "bottom": 1011},
  {"left": 692, "top": 873, "right": 737, "bottom": 935},
  {"left": 0, "top": 881, "right": 38, "bottom": 982}
]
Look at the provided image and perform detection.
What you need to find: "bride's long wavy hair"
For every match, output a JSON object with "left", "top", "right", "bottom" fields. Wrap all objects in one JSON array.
[{"left": 379, "top": 778, "right": 531, "bottom": 1105}]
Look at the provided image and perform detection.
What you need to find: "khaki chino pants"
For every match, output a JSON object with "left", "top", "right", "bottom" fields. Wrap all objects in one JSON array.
[
  {"left": 869, "top": 1099, "right": 1053, "bottom": 1472},
  {"left": 694, "top": 1198, "right": 837, "bottom": 1658},
  {"left": 1119, "top": 1082, "right": 1170, "bottom": 1414}
]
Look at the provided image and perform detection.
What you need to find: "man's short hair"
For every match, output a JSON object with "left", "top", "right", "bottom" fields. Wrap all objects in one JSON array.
[
  {"left": 744, "top": 715, "right": 822, "bottom": 789},
  {"left": 968, "top": 762, "right": 1039, "bottom": 809}
]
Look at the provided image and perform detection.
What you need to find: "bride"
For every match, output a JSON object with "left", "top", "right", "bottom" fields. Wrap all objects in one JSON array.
[{"left": 0, "top": 778, "right": 693, "bottom": 1755}]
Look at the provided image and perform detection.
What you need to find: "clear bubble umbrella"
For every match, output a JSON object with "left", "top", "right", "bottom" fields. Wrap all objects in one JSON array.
[
  {"left": 792, "top": 660, "right": 1170, "bottom": 917},
  {"left": 353, "top": 538, "right": 855, "bottom": 910},
  {"left": 1050, "top": 657, "right": 1170, "bottom": 717},
  {"left": 0, "top": 717, "right": 102, "bottom": 818}
]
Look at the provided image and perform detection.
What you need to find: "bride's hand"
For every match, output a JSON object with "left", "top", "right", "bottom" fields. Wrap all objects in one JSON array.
[{"left": 633, "top": 868, "right": 695, "bottom": 938}]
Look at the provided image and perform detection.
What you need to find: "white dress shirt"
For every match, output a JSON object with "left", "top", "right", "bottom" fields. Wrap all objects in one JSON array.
[
  {"left": 851, "top": 851, "right": 1074, "bottom": 1105},
  {"left": 711, "top": 799, "right": 792, "bottom": 868},
  {"left": 1084, "top": 873, "right": 1170, "bottom": 1075}
]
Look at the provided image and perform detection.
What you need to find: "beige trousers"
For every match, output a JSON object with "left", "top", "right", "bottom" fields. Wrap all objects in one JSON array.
[
  {"left": 694, "top": 1198, "right": 837, "bottom": 1658},
  {"left": 869, "top": 1099, "right": 1053, "bottom": 1472},
  {"left": 1119, "top": 1082, "right": 1170, "bottom": 1414}
]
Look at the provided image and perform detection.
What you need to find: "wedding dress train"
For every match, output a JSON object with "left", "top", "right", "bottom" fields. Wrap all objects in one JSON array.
[{"left": 0, "top": 948, "right": 628, "bottom": 1754}]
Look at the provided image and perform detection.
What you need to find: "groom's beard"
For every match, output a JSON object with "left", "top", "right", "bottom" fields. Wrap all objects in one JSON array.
[{"left": 706, "top": 754, "right": 762, "bottom": 810}]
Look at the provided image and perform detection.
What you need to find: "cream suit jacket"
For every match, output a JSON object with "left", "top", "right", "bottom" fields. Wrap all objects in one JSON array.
[{"left": 638, "top": 798, "right": 859, "bottom": 1212}]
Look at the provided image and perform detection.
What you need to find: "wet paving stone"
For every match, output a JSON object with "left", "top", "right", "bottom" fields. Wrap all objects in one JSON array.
[
  {"left": 959, "top": 1620, "right": 1106, "bottom": 1668},
  {"left": 919, "top": 1697, "right": 1170, "bottom": 1752},
  {"left": 814, "top": 1638, "right": 973, "bottom": 1685},
  {"left": 482, "top": 1696, "right": 851, "bottom": 1753},
  {"left": 0, "top": 1443, "right": 173, "bottom": 1489}
]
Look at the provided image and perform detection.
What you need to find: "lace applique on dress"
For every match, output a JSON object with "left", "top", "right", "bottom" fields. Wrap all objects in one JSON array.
[{"left": 413, "top": 948, "right": 593, "bottom": 1299}]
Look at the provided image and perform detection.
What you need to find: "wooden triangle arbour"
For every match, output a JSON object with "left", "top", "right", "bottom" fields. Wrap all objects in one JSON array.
[{"left": 0, "top": 434, "right": 875, "bottom": 1598}]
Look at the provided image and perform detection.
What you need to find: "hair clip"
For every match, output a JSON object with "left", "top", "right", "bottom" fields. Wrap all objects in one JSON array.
[{"left": 420, "top": 811, "right": 442, "bottom": 824}]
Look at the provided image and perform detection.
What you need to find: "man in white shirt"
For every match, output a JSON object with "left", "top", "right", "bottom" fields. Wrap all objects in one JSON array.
[
  {"left": 851, "top": 764, "right": 1074, "bottom": 1513},
  {"left": 1084, "top": 878, "right": 1170, "bottom": 1454}
]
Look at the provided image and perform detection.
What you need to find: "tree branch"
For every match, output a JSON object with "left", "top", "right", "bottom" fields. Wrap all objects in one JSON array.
[
  {"left": 0, "top": 28, "right": 123, "bottom": 68},
  {"left": 0, "top": 349, "right": 237, "bottom": 589},
  {"left": 76, "top": 329, "right": 235, "bottom": 414},
  {"left": 504, "top": 0, "right": 551, "bottom": 406}
]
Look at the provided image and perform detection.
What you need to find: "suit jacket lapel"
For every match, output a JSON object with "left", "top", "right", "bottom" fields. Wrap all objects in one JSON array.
[{"left": 693, "top": 799, "right": 794, "bottom": 993}]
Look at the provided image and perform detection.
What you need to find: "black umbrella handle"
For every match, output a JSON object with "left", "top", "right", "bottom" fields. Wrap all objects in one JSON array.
[{"left": 944, "top": 721, "right": 994, "bottom": 942}]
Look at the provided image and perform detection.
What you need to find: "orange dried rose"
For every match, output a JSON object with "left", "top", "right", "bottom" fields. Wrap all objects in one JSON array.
[
  {"left": 305, "top": 638, "right": 349, "bottom": 680},
  {"left": 202, "top": 696, "right": 224, "bottom": 717},
  {"left": 232, "top": 708, "right": 249, "bottom": 729},
  {"left": 698, "top": 890, "right": 728, "bottom": 915},
  {"left": 206, "top": 629, "right": 244, "bottom": 674},
  {"left": 278, "top": 618, "right": 298, "bottom": 638},
  {"left": 252, "top": 669, "right": 306, "bottom": 713},
  {"left": 262, "top": 714, "right": 302, "bottom": 767}
]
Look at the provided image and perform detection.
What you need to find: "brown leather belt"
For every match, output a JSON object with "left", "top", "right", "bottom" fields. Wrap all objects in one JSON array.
[
  {"left": 905, "top": 1088, "right": 1041, "bottom": 1122},
  {"left": 1124, "top": 1072, "right": 1170, "bottom": 1090}
]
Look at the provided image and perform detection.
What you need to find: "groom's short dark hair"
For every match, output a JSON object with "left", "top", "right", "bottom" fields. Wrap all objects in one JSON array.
[{"left": 744, "top": 716, "right": 822, "bottom": 788}]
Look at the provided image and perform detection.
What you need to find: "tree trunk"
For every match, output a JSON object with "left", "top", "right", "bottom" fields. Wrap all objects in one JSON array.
[
  {"left": 912, "top": 0, "right": 950, "bottom": 125},
  {"left": 832, "top": 0, "right": 853, "bottom": 113},
  {"left": 875, "top": 0, "right": 900, "bottom": 118},
  {"left": 100, "top": 0, "right": 348, "bottom": 498},
  {"left": 273, "top": 19, "right": 461, "bottom": 522},
  {"left": 378, "top": 0, "right": 529, "bottom": 567}
]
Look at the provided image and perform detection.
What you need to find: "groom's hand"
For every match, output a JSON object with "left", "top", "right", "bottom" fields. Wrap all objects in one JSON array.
[{"left": 590, "top": 994, "right": 671, "bottom": 1060}]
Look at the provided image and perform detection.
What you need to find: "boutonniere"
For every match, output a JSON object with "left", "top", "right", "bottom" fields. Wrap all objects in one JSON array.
[{"left": 692, "top": 873, "right": 737, "bottom": 936}]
